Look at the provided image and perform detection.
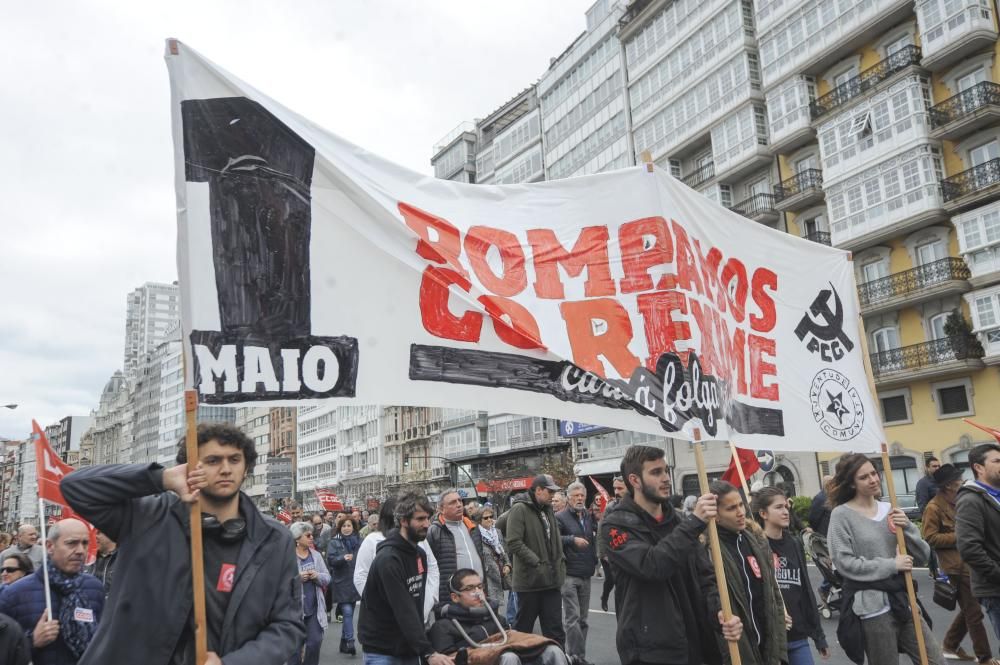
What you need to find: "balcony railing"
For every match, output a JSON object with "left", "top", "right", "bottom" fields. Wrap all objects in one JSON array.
[
  {"left": 810, "top": 46, "right": 922, "bottom": 120},
  {"left": 729, "top": 193, "right": 777, "bottom": 218},
  {"left": 942, "top": 158, "right": 1000, "bottom": 202},
  {"left": 774, "top": 169, "right": 823, "bottom": 201},
  {"left": 857, "top": 257, "right": 970, "bottom": 306},
  {"left": 683, "top": 162, "right": 715, "bottom": 188},
  {"left": 930, "top": 82, "right": 1000, "bottom": 129},
  {"left": 805, "top": 231, "right": 831, "bottom": 245},
  {"left": 871, "top": 334, "right": 984, "bottom": 378}
]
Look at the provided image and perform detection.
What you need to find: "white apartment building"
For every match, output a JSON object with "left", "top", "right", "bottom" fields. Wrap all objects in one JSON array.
[
  {"left": 538, "top": 0, "right": 633, "bottom": 180},
  {"left": 476, "top": 87, "right": 545, "bottom": 186},
  {"left": 89, "top": 371, "right": 132, "bottom": 466},
  {"left": 236, "top": 406, "right": 272, "bottom": 510},
  {"left": 431, "top": 122, "right": 478, "bottom": 183},
  {"left": 336, "top": 405, "right": 384, "bottom": 508},
  {"left": 124, "top": 282, "right": 180, "bottom": 380},
  {"left": 296, "top": 403, "right": 339, "bottom": 510}
]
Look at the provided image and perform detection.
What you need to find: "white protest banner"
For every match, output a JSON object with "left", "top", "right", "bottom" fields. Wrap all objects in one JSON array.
[{"left": 166, "top": 41, "right": 883, "bottom": 453}]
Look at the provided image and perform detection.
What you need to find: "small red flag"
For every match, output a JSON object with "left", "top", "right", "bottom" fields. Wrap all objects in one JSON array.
[
  {"left": 276, "top": 509, "right": 292, "bottom": 525},
  {"left": 588, "top": 476, "right": 610, "bottom": 513},
  {"left": 965, "top": 419, "right": 1000, "bottom": 444},
  {"left": 722, "top": 447, "right": 761, "bottom": 487}
]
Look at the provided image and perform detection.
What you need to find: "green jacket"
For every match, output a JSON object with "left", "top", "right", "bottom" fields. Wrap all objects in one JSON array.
[
  {"left": 504, "top": 492, "right": 566, "bottom": 592},
  {"left": 715, "top": 527, "right": 787, "bottom": 665}
]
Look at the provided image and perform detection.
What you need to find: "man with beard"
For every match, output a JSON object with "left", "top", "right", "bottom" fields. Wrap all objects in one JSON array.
[
  {"left": 61, "top": 423, "right": 304, "bottom": 665},
  {"left": 600, "top": 445, "right": 741, "bottom": 665},
  {"left": 0, "top": 518, "right": 104, "bottom": 665},
  {"left": 358, "top": 492, "right": 452, "bottom": 665},
  {"left": 956, "top": 441, "right": 1000, "bottom": 644}
]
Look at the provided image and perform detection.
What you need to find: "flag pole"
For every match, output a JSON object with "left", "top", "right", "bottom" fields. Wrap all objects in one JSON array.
[
  {"left": 693, "top": 429, "right": 742, "bottom": 665},
  {"left": 38, "top": 498, "right": 53, "bottom": 620},
  {"left": 184, "top": 389, "right": 208, "bottom": 665},
  {"left": 851, "top": 253, "right": 928, "bottom": 665}
]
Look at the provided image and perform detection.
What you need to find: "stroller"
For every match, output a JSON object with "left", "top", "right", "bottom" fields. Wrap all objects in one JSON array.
[{"left": 803, "top": 530, "right": 843, "bottom": 619}]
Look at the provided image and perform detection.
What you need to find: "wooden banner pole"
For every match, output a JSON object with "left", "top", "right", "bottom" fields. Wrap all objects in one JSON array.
[
  {"left": 855, "top": 306, "right": 928, "bottom": 665},
  {"left": 694, "top": 429, "right": 742, "bottom": 665},
  {"left": 184, "top": 390, "right": 208, "bottom": 665}
]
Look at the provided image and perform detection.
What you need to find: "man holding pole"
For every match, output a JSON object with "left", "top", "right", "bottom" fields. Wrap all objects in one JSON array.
[
  {"left": 0, "top": 518, "right": 104, "bottom": 665},
  {"left": 599, "top": 445, "right": 741, "bottom": 665},
  {"left": 60, "top": 423, "right": 305, "bottom": 665}
]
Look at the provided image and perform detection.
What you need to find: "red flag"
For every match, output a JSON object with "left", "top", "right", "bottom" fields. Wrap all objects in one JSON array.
[
  {"left": 722, "top": 447, "right": 761, "bottom": 487},
  {"left": 965, "top": 419, "right": 1000, "bottom": 444},
  {"left": 315, "top": 488, "right": 344, "bottom": 512},
  {"left": 276, "top": 509, "right": 292, "bottom": 525},
  {"left": 588, "top": 476, "right": 610, "bottom": 514},
  {"left": 32, "top": 420, "right": 98, "bottom": 565},
  {"left": 33, "top": 420, "right": 74, "bottom": 505}
]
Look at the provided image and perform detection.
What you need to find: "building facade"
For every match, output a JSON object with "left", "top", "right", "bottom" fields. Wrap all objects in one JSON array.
[
  {"left": 236, "top": 406, "right": 272, "bottom": 511},
  {"left": 124, "top": 281, "right": 180, "bottom": 380}
]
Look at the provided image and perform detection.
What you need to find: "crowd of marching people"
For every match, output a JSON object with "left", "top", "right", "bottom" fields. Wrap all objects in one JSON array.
[{"left": 1, "top": 423, "right": 1000, "bottom": 665}]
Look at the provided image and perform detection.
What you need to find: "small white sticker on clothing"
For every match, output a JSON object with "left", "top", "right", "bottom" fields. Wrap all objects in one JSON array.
[{"left": 74, "top": 608, "right": 94, "bottom": 623}]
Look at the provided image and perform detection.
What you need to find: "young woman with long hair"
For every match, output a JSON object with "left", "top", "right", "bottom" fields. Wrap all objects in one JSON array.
[
  {"left": 827, "top": 453, "right": 943, "bottom": 665},
  {"left": 752, "top": 487, "right": 829, "bottom": 665}
]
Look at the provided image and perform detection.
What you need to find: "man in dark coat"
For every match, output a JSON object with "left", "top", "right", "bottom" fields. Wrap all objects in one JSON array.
[
  {"left": 0, "top": 518, "right": 105, "bottom": 665},
  {"left": 956, "top": 441, "right": 1000, "bottom": 642},
  {"left": 556, "top": 481, "right": 597, "bottom": 665},
  {"left": 61, "top": 423, "right": 304, "bottom": 665},
  {"left": 600, "top": 445, "right": 741, "bottom": 665},
  {"left": 427, "top": 489, "right": 488, "bottom": 603},
  {"left": 505, "top": 475, "right": 567, "bottom": 645}
]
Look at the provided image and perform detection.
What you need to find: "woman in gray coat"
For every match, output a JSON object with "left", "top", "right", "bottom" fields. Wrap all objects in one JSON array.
[{"left": 290, "top": 521, "right": 331, "bottom": 665}]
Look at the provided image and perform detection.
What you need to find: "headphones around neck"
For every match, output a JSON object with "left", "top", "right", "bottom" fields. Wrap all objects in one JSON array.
[{"left": 202, "top": 514, "right": 247, "bottom": 543}]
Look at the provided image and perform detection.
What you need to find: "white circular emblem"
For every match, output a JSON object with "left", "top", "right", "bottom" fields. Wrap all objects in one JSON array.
[{"left": 809, "top": 369, "right": 864, "bottom": 441}]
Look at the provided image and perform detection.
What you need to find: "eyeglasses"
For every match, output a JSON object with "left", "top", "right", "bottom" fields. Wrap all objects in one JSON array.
[
  {"left": 459, "top": 583, "right": 485, "bottom": 593},
  {"left": 481, "top": 515, "right": 494, "bottom": 520},
  {"left": 0, "top": 567, "right": 22, "bottom": 574},
  {"left": 303, "top": 533, "right": 314, "bottom": 537}
]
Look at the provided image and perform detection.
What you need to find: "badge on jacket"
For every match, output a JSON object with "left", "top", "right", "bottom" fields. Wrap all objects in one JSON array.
[
  {"left": 746, "top": 555, "right": 762, "bottom": 579},
  {"left": 608, "top": 528, "right": 628, "bottom": 550},
  {"left": 217, "top": 563, "right": 236, "bottom": 592},
  {"left": 74, "top": 608, "right": 95, "bottom": 623}
]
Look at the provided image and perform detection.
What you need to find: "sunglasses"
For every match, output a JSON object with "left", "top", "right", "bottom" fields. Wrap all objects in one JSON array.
[
  {"left": 1, "top": 567, "right": 22, "bottom": 574},
  {"left": 481, "top": 515, "right": 494, "bottom": 520}
]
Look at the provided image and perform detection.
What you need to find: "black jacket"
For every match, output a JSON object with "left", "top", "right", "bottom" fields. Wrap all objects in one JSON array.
[
  {"left": 85, "top": 548, "right": 118, "bottom": 596},
  {"left": 429, "top": 601, "right": 508, "bottom": 655},
  {"left": 0, "top": 612, "right": 29, "bottom": 665},
  {"left": 426, "top": 515, "right": 488, "bottom": 603},
  {"left": 807, "top": 491, "right": 831, "bottom": 537},
  {"left": 61, "top": 463, "right": 304, "bottom": 665},
  {"left": 556, "top": 507, "right": 597, "bottom": 579},
  {"left": 837, "top": 575, "right": 932, "bottom": 665},
  {"left": 505, "top": 492, "right": 566, "bottom": 592},
  {"left": 600, "top": 495, "right": 723, "bottom": 665},
  {"left": 359, "top": 530, "right": 432, "bottom": 657},
  {"left": 956, "top": 481, "right": 1000, "bottom": 598}
]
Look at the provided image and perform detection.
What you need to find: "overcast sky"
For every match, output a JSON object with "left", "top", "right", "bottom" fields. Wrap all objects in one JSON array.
[{"left": 0, "top": 1, "right": 595, "bottom": 440}]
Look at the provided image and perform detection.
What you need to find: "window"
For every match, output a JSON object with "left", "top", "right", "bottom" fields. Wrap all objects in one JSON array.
[
  {"left": 849, "top": 112, "right": 872, "bottom": 138},
  {"left": 929, "top": 312, "right": 949, "bottom": 340},
  {"left": 862, "top": 259, "right": 889, "bottom": 283},
  {"left": 884, "top": 35, "right": 911, "bottom": 57},
  {"left": 833, "top": 67, "right": 857, "bottom": 89},
  {"left": 795, "top": 154, "right": 818, "bottom": 173},
  {"left": 872, "top": 326, "right": 900, "bottom": 352},
  {"left": 956, "top": 68, "right": 987, "bottom": 92},
  {"left": 975, "top": 294, "right": 999, "bottom": 327},
  {"left": 747, "top": 177, "right": 770, "bottom": 197},
  {"left": 669, "top": 159, "right": 682, "bottom": 178},
  {"left": 933, "top": 378, "right": 974, "bottom": 418},
  {"left": 803, "top": 217, "right": 819, "bottom": 235},
  {"left": 970, "top": 140, "right": 1000, "bottom": 167},
  {"left": 879, "top": 389, "right": 911, "bottom": 425},
  {"left": 916, "top": 240, "right": 946, "bottom": 265}
]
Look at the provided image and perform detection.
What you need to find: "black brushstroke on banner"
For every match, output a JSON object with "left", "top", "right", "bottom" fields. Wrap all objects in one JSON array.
[
  {"left": 408, "top": 344, "right": 784, "bottom": 437},
  {"left": 182, "top": 97, "right": 315, "bottom": 340},
  {"left": 191, "top": 331, "right": 358, "bottom": 404}
]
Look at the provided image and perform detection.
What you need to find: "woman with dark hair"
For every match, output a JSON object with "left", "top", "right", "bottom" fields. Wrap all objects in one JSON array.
[
  {"left": 753, "top": 487, "right": 829, "bottom": 665},
  {"left": 710, "top": 479, "right": 787, "bottom": 665},
  {"left": 0, "top": 552, "right": 33, "bottom": 590},
  {"left": 328, "top": 515, "right": 362, "bottom": 655},
  {"left": 352, "top": 496, "right": 439, "bottom": 622},
  {"left": 827, "top": 453, "right": 943, "bottom": 665}
]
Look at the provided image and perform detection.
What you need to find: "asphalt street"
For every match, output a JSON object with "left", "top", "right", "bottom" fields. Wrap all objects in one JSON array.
[{"left": 319, "top": 566, "right": 999, "bottom": 664}]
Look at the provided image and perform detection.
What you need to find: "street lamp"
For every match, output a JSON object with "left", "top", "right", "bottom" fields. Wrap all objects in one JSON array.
[{"left": 404, "top": 454, "right": 481, "bottom": 500}]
